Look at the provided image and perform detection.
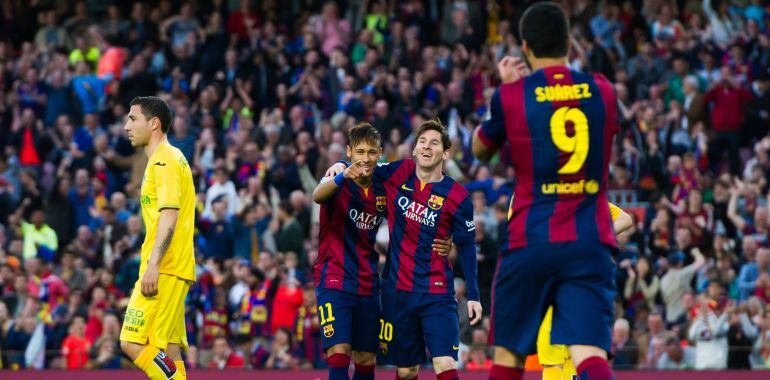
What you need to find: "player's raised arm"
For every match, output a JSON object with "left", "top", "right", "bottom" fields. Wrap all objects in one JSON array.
[{"left": 312, "top": 161, "right": 366, "bottom": 204}]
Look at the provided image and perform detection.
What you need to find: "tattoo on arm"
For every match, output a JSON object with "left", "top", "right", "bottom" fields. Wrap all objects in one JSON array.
[{"left": 157, "top": 226, "right": 175, "bottom": 260}]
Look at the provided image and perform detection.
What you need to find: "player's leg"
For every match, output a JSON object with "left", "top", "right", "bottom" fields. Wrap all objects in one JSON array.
[
  {"left": 166, "top": 279, "right": 192, "bottom": 380},
  {"left": 350, "top": 294, "right": 380, "bottom": 380},
  {"left": 380, "top": 287, "right": 425, "bottom": 379},
  {"left": 561, "top": 357, "right": 578, "bottom": 380},
  {"left": 119, "top": 275, "right": 179, "bottom": 380},
  {"left": 489, "top": 246, "right": 554, "bottom": 380},
  {"left": 316, "top": 288, "right": 356, "bottom": 380},
  {"left": 421, "top": 294, "right": 460, "bottom": 380},
  {"left": 551, "top": 242, "right": 616, "bottom": 380},
  {"left": 536, "top": 307, "right": 567, "bottom": 380}
]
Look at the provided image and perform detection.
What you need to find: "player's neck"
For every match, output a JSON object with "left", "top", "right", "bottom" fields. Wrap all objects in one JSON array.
[
  {"left": 529, "top": 57, "right": 570, "bottom": 72},
  {"left": 354, "top": 176, "right": 372, "bottom": 189},
  {"left": 416, "top": 165, "right": 444, "bottom": 185},
  {"left": 144, "top": 134, "right": 168, "bottom": 159}
]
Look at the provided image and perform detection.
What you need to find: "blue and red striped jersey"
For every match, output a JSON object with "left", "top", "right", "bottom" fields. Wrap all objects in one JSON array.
[
  {"left": 478, "top": 66, "right": 619, "bottom": 251},
  {"left": 373, "top": 159, "right": 479, "bottom": 300},
  {"left": 315, "top": 179, "right": 382, "bottom": 296}
]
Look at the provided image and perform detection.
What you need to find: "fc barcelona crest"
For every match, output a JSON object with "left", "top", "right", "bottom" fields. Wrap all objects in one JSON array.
[
  {"left": 428, "top": 195, "right": 445, "bottom": 210},
  {"left": 376, "top": 196, "right": 386, "bottom": 212},
  {"left": 379, "top": 342, "right": 389, "bottom": 355},
  {"left": 323, "top": 324, "right": 335, "bottom": 338}
]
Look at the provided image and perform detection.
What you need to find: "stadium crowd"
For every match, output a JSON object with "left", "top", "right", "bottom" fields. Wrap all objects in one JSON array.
[{"left": 0, "top": 0, "right": 768, "bottom": 372}]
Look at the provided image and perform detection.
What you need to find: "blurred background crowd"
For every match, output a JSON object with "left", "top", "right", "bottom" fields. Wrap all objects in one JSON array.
[{"left": 0, "top": 0, "right": 769, "bottom": 372}]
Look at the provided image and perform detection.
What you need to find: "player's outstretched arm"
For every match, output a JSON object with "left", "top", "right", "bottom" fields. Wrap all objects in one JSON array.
[
  {"left": 141, "top": 208, "right": 178, "bottom": 297},
  {"left": 312, "top": 162, "right": 367, "bottom": 204},
  {"left": 609, "top": 203, "right": 633, "bottom": 235}
]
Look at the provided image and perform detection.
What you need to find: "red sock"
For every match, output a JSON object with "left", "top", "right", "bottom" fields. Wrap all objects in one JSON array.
[
  {"left": 437, "top": 369, "right": 459, "bottom": 380},
  {"left": 576, "top": 356, "right": 615, "bottom": 380},
  {"left": 328, "top": 353, "right": 351, "bottom": 380},
  {"left": 353, "top": 363, "right": 375, "bottom": 380},
  {"left": 488, "top": 364, "right": 522, "bottom": 380}
]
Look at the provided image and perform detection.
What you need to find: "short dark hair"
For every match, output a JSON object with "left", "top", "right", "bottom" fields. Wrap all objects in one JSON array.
[
  {"left": 416, "top": 119, "right": 451, "bottom": 151},
  {"left": 348, "top": 122, "right": 382, "bottom": 148},
  {"left": 130, "top": 96, "right": 173, "bottom": 134},
  {"left": 519, "top": 2, "right": 570, "bottom": 58}
]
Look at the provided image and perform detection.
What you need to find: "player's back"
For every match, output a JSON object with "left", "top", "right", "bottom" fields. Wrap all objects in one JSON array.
[
  {"left": 315, "top": 180, "right": 382, "bottom": 296},
  {"left": 500, "top": 66, "right": 618, "bottom": 251}
]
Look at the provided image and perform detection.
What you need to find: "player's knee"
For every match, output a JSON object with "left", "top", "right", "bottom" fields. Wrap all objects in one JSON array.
[
  {"left": 493, "top": 346, "right": 525, "bottom": 368},
  {"left": 120, "top": 340, "right": 141, "bottom": 359},
  {"left": 352, "top": 351, "right": 375, "bottom": 366},
  {"left": 327, "top": 343, "right": 352, "bottom": 356},
  {"left": 396, "top": 365, "right": 419, "bottom": 379},
  {"left": 568, "top": 345, "right": 607, "bottom": 368},
  {"left": 432, "top": 356, "right": 456, "bottom": 372}
]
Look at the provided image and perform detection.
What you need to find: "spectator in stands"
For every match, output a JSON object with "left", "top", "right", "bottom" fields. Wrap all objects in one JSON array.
[
  {"left": 60, "top": 315, "right": 90, "bottom": 369},
  {"left": 208, "top": 336, "right": 245, "bottom": 369},
  {"left": 661, "top": 246, "right": 705, "bottom": 326},
  {"left": 738, "top": 247, "right": 770, "bottom": 301}
]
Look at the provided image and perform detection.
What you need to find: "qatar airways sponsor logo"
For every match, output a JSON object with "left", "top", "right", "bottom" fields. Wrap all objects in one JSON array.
[
  {"left": 397, "top": 196, "right": 438, "bottom": 227},
  {"left": 349, "top": 209, "right": 382, "bottom": 231}
]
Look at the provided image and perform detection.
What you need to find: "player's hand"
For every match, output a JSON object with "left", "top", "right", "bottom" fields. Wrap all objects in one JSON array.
[
  {"left": 141, "top": 264, "right": 160, "bottom": 297},
  {"left": 325, "top": 162, "right": 347, "bottom": 177},
  {"left": 468, "top": 301, "right": 482, "bottom": 326},
  {"left": 497, "top": 56, "right": 530, "bottom": 84},
  {"left": 432, "top": 235, "right": 453, "bottom": 256},
  {"left": 343, "top": 161, "right": 366, "bottom": 180}
]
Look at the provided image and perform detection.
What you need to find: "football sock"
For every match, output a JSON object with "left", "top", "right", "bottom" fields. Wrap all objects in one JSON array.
[
  {"left": 437, "top": 369, "right": 459, "bottom": 380},
  {"left": 563, "top": 359, "right": 577, "bottom": 380},
  {"left": 353, "top": 362, "right": 375, "bottom": 380},
  {"left": 328, "top": 353, "right": 351, "bottom": 380},
  {"left": 576, "top": 356, "right": 614, "bottom": 380},
  {"left": 174, "top": 361, "right": 186, "bottom": 380},
  {"left": 134, "top": 346, "right": 177, "bottom": 380},
  {"left": 542, "top": 365, "right": 562, "bottom": 380}
]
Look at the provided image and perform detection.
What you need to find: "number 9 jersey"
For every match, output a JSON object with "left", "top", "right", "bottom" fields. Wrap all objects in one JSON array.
[{"left": 477, "top": 66, "right": 619, "bottom": 251}]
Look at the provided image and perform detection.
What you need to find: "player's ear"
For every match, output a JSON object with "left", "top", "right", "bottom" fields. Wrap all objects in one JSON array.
[{"left": 346, "top": 145, "right": 352, "bottom": 159}]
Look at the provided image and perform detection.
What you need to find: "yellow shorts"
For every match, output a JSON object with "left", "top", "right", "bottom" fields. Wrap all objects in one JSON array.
[
  {"left": 536, "top": 306, "right": 570, "bottom": 366},
  {"left": 120, "top": 274, "right": 191, "bottom": 351}
]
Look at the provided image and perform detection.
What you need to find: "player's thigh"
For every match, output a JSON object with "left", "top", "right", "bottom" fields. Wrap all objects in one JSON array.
[
  {"left": 491, "top": 245, "right": 555, "bottom": 356},
  {"left": 149, "top": 275, "right": 190, "bottom": 350},
  {"left": 167, "top": 278, "right": 192, "bottom": 352},
  {"left": 120, "top": 279, "right": 158, "bottom": 345},
  {"left": 536, "top": 306, "right": 569, "bottom": 366},
  {"left": 551, "top": 242, "right": 616, "bottom": 353},
  {"left": 351, "top": 293, "right": 381, "bottom": 353},
  {"left": 378, "top": 287, "right": 425, "bottom": 367},
  {"left": 421, "top": 295, "right": 460, "bottom": 361},
  {"left": 315, "top": 287, "right": 355, "bottom": 350}
]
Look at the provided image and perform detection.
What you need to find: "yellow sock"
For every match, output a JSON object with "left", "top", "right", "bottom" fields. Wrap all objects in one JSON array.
[
  {"left": 562, "top": 360, "right": 577, "bottom": 380},
  {"left": 174, "top": 361, "right": 186, "bottom": 380},
  {"left": 134, "top": 346, "right": 178, "bottom": 380},
  {"left": 542, "top": 365, "right": 562, "bottom": 380}
]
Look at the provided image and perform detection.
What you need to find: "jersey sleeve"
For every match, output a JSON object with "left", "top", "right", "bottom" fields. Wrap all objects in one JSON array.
[
  {"left": 608, "top": 202, "right": 622, "bottom": 222},
  {"left": 153, "top": 153, "right": 182, "bottom": 210},
  {"left": 373, "top": 159, "right": 415, "bottom": 184},
  {"left": 477, "top": 88, "right": 506, "bottom": 150},
  {"left": 451, "top": 196, "right": 476, "bottom": 245}
]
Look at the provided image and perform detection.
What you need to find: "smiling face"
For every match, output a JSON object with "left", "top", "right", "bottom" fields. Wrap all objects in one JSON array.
[
  {"left": 124, "top": 105, "right": 158, "bottom": 147},
  {"left": 347, "top": 140, "right": 381, "bottom": 178},
  {"left": 413, "top": 129, "right": 449, "bottom": 171}
]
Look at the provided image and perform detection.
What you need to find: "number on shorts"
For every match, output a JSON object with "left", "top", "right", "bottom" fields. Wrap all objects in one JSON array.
[
  {"left": 550, "top": 107, "right": 589, "bottom": 174},
  {"left": 318, "top": 302, "right": 335, "bottom": 325},
  {"left": 379, "top": 319, "right": 393, "bottom": 342}
]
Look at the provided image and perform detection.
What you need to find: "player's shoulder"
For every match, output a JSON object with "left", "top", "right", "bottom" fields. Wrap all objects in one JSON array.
[
  {"left": 154, "top": 142, "right": 189, "bottom": 169},
  {"left": 445, "top": 176, "right": 470, "bottom": 201}
]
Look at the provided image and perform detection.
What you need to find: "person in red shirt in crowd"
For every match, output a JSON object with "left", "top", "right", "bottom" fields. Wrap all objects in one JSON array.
[
  {"left": 208, "top": 336, "right": 245, "bottom": 369},
  {"left": 202, "top": 288, "right": 229, "bottom": 349},
  {"left": 269, "top": 269, "right": 303, "bottom": 334},
  {"left": 85, "top": 287, "right": 108, "bottom": 343},
  {"left": 295, "top": 284, "right": 322, "bottom": 367},
  {"left": 61, "top": 315, "right": 91, "bottom": 369},
  {"left": 227, "top": 0, "right": 260, "bottom": 40},
  {"left": 704, "top": 65, "right": 753, "bottom": 175}
]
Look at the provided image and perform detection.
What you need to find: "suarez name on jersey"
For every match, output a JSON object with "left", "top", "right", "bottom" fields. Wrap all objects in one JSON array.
[
  {"left": 477, "top": 66, "right": 619, "bottom": 251},
  {"left": 315, "top": 179, "right": 383, "bottom": 296}
]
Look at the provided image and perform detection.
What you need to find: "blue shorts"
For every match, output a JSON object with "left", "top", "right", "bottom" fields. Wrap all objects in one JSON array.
[
  {"left": 378, "top": 284, "right": 460, "bottom": 367},
  {"left": 491, "top": 241, "right": 616, "bottom": 355},
  {"left": 315, "top": 287, "right": 381, "bottom": 353}
]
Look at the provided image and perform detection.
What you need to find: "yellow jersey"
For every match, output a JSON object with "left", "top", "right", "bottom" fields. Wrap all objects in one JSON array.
[{"left": 139, "top": 140, "right": 196, "bottom": 281}]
